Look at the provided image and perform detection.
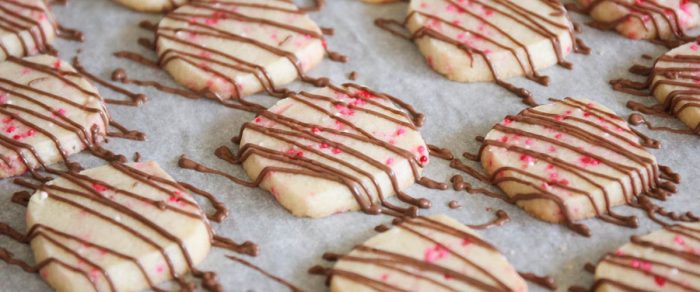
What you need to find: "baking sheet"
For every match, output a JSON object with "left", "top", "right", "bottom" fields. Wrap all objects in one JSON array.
[{"left": 1, "top": 0, "right": 699, "bottom": 291}]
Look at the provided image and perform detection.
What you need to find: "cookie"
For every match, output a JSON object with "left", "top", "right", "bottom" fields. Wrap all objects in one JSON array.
[
  {"left": 238, "top": 84, "right": 428, "bottom": 218},
  {"left": 481, "top": 98, "right": 660, "bottom": 232},
  {"left": 575, "top": 0, "right": 700, "bottom": 44},
  {"left": 26, "top": 161, "right": 212, "bottom": 291},
  {"left": 0, "top": 0, "right": 56, "bottom": 61},
  {"left": 113, "top": 0, "right": 187, "bottom": 12},
  {"left": 156, "top": 0, "right": 326, "bottom": 99},
  {"left": 0, "top": 55, "right": 108, "bottom": 178},
  {"left": 593, "top": 222, "right": 700, "bottom": 291},
  {"left": 323, "top": 214, "right": 527, "bottom": 291},
  {"left": 405, "top": 0, "right": 578, "bottom": 83},
  {"left": 647, "top": 41, "right": 700, "bottom": 133}
]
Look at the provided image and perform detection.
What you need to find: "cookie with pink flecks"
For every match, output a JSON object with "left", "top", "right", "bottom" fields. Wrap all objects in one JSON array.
[
  {"left": 238, "top": 84, "right": 428, "bottom": 218},
  {"left": 404, "top": 0, "right": 580, "bottom": 83},
  {"left": 26, "top": 161, "right": 212, "bottom": 291},
  {"left": 592, "top": 222, "right": 700, "bottom": 291},
  {"left": 0, "top": 55, "right": 108, "bottom": 178},
  {"left": 481, "top": 98, "right": 664, "bottom": 234},
  {"left": 575, "top": 0, "right": 700, "bottom": 44},
  {"left": 156, "top": 0, "right": 328, "bottom": 99},
  {"left": 0, "top": 0, "right": 56, "bottom": 61},
  {"left": 320, "top": 214, "right": 527, "bottom": 292},
  {"left": 113, "top": 0, "right": 186, "bottom": 12}
]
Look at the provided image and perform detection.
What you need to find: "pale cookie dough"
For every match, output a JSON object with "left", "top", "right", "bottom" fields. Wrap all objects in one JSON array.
[
  {"left": 0, "top": 55, "right": 108, "bottom": 178},
  {"left": 156, "top": 0, "right": 326, "bottom": 99},
  {"left": 113, "top": 0, "right": 187, "bottom": 12},
  {"left": 0, "top": 0, "right": 56, "bottom": 61},
  {"left": 405, "top": 0, "right": 576, "bottom": 82},
  {"left": 481, "top": 98, "right": 658, "bottom": 224},
  {"left": 239, "top": 84, "right": 428, "bottom": 218},
  {"left": 594, "top": 222, "right": 700, "bottom": 291},
  {"left": 26, "top": 161, "right": 212, "bottom": 292},
  {"left": 328, "top": 214, "right": 527, "bottom": 292},
  {"left": 648, "top": 41, "right": 700, "bottom": 133},
  {"left": 577, "top": 0, "right": 700, "bottom": 42}
]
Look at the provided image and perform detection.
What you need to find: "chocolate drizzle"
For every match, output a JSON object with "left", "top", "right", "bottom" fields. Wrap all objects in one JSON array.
[
  {"left": 591, "top": 221, "right": 700, "bottom": 290},
  {"left": 0, "top": 162, "right": 257, "bottom": 291},
  {"left": 448, "top": 98, "right": 685, "bottom": 236},
  {"left": 310, "top": 215, "right": 523, "bottom": 291},
  {"left": 154, "top": 0, "right": 345, "bottom": 99},
  {"left": 518, "top": 272, "right": 557, "bottom": 290},
  {"left": 71, "top": 55, "right": 147, "bottom": 107},
  {"left": 376, "top": 0, "right": 589, "bottom": 106},
  {"left": 569, "top": 0, "right": 696, "bottom": 48},
  {"left": 180, "top": 83, "right": 435, "bottom": 217},
  {"left": 611, "top": 50, "right": 700, "bottom": 135},
  {"left": 0, "top": 0, "right": 54, "bottom": 59}
]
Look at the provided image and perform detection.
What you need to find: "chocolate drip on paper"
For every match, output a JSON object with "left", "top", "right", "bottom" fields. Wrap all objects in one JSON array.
[
  {"left": 468, "top": 210, "right": 510, "bottom": 230},
  {"left": 518, "top": 272, "right": 557, "bottom": 290},
  {"left": 375, "top": 0, "right": 589, "bottom": 107},
  {"left": 311, "top": 215, "right": 518, "bottom": 291},
  {"left": 611, "top": 52, "right": 700, "bottom": 135},
  {"left": 71, "top": 56, "right": 147, "bottom": 107},
  {"left": 569, "top": 0, "right": 696, "bottom": 48},
  {"left": 226, "top": 255, "right": 302, "bottom": 292},
  {"left": 11, "top": 190, "right": 31, "bottom": 207}
]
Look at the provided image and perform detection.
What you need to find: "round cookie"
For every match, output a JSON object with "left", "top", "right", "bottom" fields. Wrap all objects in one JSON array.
[
  {"left": 0, "top": 55, "right": 108, "bottom": 178},
  {"left": 239, "top": 84, "right": 428, "bottom": 218},
  {"left": 405, "top": 0, "right": 576, "bottom": 82},
  {"left": 593, "top": 222, "right": 700, "bottom": 291},
  {"left": 26, "top": 161, "right": 212, "bottom": 291},
  {"left": 327, "top": 214, "right": 527, "bottom": 291},
  {"left": 576, "top": 0, "right": 700, "bottom": 42},
  {"left": 648, "top": 41, "right": 700, "bottom": 133},
  {"left": 0, "top": 0, "right": 56, "bottom": 61},
  {"left": 156, "top": 0, "right": 326, "bottom": 99},
  {"left": 481, "top": 98, "right": 659, "bottom": 231},
  {"left": 113, "top": 0, "right": 187, "bottom": 12}
]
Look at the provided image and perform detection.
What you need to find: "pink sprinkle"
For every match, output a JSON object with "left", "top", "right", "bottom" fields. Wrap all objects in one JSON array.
[
  {"left": 385, "top": 158, "right": 394, "bottom": 166},
  {"left": 12, "top": 135, "right": 21, "bottom": 140},
  {"left": 461, "top": 239, "right": 471, "bottom": 246},
  {"left": 92, "top": 183, "right": 108, "bottom": 192},
  {"left": 419, "top": 155, "right": 429, "bottom": 165},
  {"left": 654, "top": 276, "right": 666, "bottom": 287},
  {"left": 5, "top": 126, "right": 15, "bottom": 133},
  {"left": 395, "top": 128, "right": 406, "bottom": 136},
  {"left": 156, "top": 265, "right": 165, "bottom": 274},
  {"left": 311, "top": 127, "right": 321, "bottom": 133},
  {"left": 503, "top": 118, "right": 513, "bottom": 125},
  {"left": 319, "top": 143, "right": 329, "bottom": 149},
  {"left": 524, "top": 139, "right": 533, "bottom": 145},
  {"left": 254, "top": 117, "right": 263, "bottom": 123},
  {"left": 499, "top": 136, "right": 509, "bottom": 143},
  {"left": 519, "top": 154, "right": 535, "bottom": 164},
  {"left": 56, "top": 108, "right": 66, "bottom": 116},
  {"left": 424, "top": 244, "right": 449, "bottom": 263},
  {"left": 547, "top": 146, "right": 556, "bottom": 153},
  {"left": 691, "top": 44, "right": 699, "bottom": 51},
  {"left": 52, "top": 60, "right": 61, "bottom": 70},
  {"left": 417, "top": 145, "right": 426, "bottom": 154},
  {"left": 674, "top": 235, "right": 686, "bottom": 245},
  {"left": 554, "top": 133, "right": 563, "bottom": 139},
  {"left": 579, "top": 156, "right": 600, "bottom": 166},
  {"left": 331, "top": 148, "right": 342, "bottom": 154},
  {"left": 380, "top": 273, "right": 389, "bottom": 281}
]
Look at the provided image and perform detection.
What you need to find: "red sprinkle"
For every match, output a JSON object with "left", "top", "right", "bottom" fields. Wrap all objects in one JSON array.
[
  {"left": 92, "top": 183, "right": 108, "bottom": 192},
  {"left": 654, "top": 276, "right": 666, "bottom": 287}
]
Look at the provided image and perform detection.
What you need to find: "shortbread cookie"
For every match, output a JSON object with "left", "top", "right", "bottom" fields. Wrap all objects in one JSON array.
[
  {"left": 238, "top": 84, "right": 428, "bottom": 218},
  {"left": 113, "top": 0, "right": 187, "bottom": 12},
  {"left": 0, "top": 55, "right": 108, "bottom": 178},
  {"left": 405, "top": 0, "right": 577, "bottom": 83},
  {"left": 26, "top": 161, "right": 212, "bottom": 292},
  {"left": 647, "top": 41, "right": 700, "bottom": 133},
  {"left": 0, "top": 0, "right": 56, "bottom": 61},
  {"left": 362, "top": 0, "right": 401, "bottom": 3},
  {"left": 325, "top": 214, "right": 527, "bottom": 291},
  {"left": 156, "top": 0, "right": 326, "bottom": 99},
  {"left": 481, "top": 98, "right": 659, "bottom": 230},
  {"left": 576, "top": 0, "right": 700, "bottom": 43},
  {"left": 593, "top": 222, "right": 700, "bottom": 291}
]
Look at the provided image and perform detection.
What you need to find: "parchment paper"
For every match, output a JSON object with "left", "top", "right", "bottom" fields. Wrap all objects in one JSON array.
[{"left": 1, "top": 0, "right": 698, "bottom": 291}]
